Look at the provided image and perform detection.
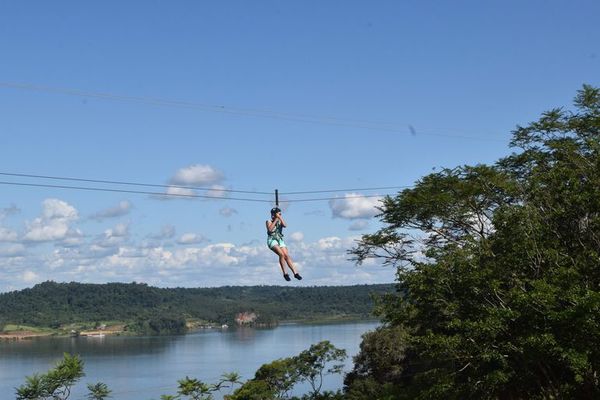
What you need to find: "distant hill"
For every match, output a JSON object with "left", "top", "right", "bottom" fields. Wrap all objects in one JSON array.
[{"left": 0, "top": 281, "right": 394, "bottom": 329}]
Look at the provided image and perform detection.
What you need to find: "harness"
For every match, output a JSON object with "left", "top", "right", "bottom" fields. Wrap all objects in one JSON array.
[{"left": 268, "top": 220, "right": 284, "bottom": 241}]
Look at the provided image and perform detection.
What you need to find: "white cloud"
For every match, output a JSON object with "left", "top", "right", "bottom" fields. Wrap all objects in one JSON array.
[
  {"left": 22, "top": 270, "right": 39, "bottom": 283},
  {"left": 329, "top": 193, "right": 382, "bottom": 220},
  {"left": 96, "top": 223, "right": 129, "bottom": 247},
  {"left": 177, "top": 233, "right": 207, "bottom": 245},
  {"left": 165, "top": 186, "right": 196, "bottom": 198},
  {"left": 170, "top": 164, "right": 224, "bottom": 186},
  {"left": 24, "top": 199, "right": 79, "bottom": 242},
  {"left": 0, "top": 227, "right": 397, "bottom": 292},
  {"left": 106, "top": 223, "right": 129, "bottom": 238},
  {"left": 219, "top": 207, "right": 238, "bottom": 217},
  {"left": 206, "top": 185, "right": 228, "bottom": 199},
  {"left": 289, "top": 232, "right": 304, "bottom": 242},
  {"left": 0, "top": 227, "right": 18, "bottom": 242},
  {"left": 90, "top": 200, "right": 132, "bottom": 221},
  {"left": 0, "top": 244, "right": 26, "bottom": 257}
]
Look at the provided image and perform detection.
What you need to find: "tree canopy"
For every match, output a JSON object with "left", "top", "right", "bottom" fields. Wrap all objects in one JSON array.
[
  {"left": 346, "top": 85, "right": 600, "bottom": 399},
  {"left": 0, "top": 282, "right": 391, "bottom": 331}
]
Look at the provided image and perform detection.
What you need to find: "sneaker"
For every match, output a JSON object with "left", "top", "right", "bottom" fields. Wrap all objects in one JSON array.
[
  {"left": 294, "top": 273, "right": 302, "bottom": 280},
  {"left": 283, "top": 274, "right": 291, "bottom": 281}
]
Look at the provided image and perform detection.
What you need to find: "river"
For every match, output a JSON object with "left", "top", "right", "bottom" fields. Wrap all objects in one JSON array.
[{"left": 0, "top": 321, "right": 379, "bottom": 399}]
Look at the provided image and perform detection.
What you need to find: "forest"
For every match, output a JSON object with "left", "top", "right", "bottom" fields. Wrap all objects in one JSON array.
[{"left": 0, "top": 281, "right": 391, "bottom": 333}]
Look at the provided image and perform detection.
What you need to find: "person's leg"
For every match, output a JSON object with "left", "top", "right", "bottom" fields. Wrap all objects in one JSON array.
[
  {"left": 280, "top": 247, "right": 296, "bottom": 273},
  {"left": 281, "top": 247, "right": 302, "bottom": 279},
  {"left": 270, "top": 245, "right": 288, "bottom": 278}
]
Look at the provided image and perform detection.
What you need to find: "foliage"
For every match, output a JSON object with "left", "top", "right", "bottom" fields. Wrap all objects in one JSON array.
[
  {"left": 0, "top": 282, "right": 391, "bottom": 331},
  {"left": 346, "top": 85, "right": 600, "bottom": 398},
  {"left": 16, "top": 353, "right": 85, "bottom": 400},
  {"left": 229, "top": 340, "right": 346, "bottom": 400},
  {"left": 127, "top": 314, "right": 187, "bottom": 335},
  {"left": 295, "top": 341, "right": 347, "bottom": 397},
  {"left": 159, "top": 372, "right": 242, "bottom": 400},
  {"left": 86, "top": 382, "right": 111, "bottom": 400}
]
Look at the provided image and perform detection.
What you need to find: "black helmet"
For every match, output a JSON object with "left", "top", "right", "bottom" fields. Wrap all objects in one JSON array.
[{"left": 271, "top": 207, "right": 281, "bottom": 216}]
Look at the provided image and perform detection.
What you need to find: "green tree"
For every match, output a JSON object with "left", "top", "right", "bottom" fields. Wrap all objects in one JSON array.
[
  {"left": 347, "top": 85, "right": 600, "bottom": 399},
  {"left": 295, "top": 341, "right": 347, "bottom": 398},
  {"left": 220, "top": 372, "right": 243, "bottom": 396},
  {"left": 177, "top": 377, "right": 215, "bottom": 400},
  {"left": 86, "top": 382, "right": 111, "bottom": 400},
  {"left": 230, "top": 341, "right": 347, "bottom": 400},
  {"left": 16, "top": 353, "right": 85, "bottom": 400}
]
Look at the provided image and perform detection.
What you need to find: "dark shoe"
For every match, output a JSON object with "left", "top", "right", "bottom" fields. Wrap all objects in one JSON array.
[
  {"left": 283, "top": 274, "right": 291, "bottom": 281},
  {"left": 294, "top": 273, "right": 302, "bottom": 280}
]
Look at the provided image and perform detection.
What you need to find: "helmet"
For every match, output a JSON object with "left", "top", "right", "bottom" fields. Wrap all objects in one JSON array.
[{"left": 270, "top": 207, "right": 281, "bottom": 216}]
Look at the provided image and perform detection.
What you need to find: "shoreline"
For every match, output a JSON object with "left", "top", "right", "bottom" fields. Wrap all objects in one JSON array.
[{"left": 1, "top": 317, "right": 379, "bottom": 341}]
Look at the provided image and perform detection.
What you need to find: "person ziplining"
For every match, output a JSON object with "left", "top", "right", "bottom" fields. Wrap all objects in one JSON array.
[{"left": 266, "top": 207, "right": 302, "bottom": 281}]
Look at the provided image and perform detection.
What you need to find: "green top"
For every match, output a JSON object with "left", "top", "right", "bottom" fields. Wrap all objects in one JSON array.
[{"left": 268, "top": 220, "right": 284, "bottom": 241}]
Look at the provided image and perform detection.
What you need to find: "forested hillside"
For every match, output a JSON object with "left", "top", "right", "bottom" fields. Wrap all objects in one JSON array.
[{"left": 0, "top": 281, "right": 392, "bottom": 328}]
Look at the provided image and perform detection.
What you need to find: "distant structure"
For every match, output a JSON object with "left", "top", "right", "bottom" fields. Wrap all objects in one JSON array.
[{"left": 235, "top": 312, "right": 257, "bottom": 325}]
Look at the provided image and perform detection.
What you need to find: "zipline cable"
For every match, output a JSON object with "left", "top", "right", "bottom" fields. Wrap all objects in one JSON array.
[
  {"left": 0, "top": 180, "right": 395, "bottom": 203},
  {"left": 280, "top": 185, "right": 412, "bottom": 195},
  {"left": 0, "top": 172, "right": 273, "bottom": 195},
  {"left": 0, "top": 171, "right": 411, "bottom": 198},
  {"left": 0, "top": 181, "right": 272, "bottom": 203}
]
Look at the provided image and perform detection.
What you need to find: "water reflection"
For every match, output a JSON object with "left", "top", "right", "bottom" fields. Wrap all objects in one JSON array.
[
  {"left": 0, "top": 335, "right": 177, "bottom": 358},
  {"left": 1, "top": 322, "right": 379, "bottom": 400}
]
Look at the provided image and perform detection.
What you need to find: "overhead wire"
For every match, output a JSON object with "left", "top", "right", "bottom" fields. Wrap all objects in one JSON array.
[
  {"left": 0, "top": 181, "right": 272, "bottom": 203},
  {"left": 0, "top": 81, "right": 506, "bottom": 141},
  {"left": 280, "top": 186, "right": 412, "bottom": 195},
  {"left": 0, "top": 171, "right": 273, "bottom": 195},
  {"left": 0, "top": 180, "right": 399, "bottom": 203},
  {"left": 0, "top": 171, "right": 409, "bottom": 202}
]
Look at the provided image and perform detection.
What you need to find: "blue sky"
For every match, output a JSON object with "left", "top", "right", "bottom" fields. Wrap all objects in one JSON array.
[{"left": 0, "top": 1, "right": 598, "bottom": 292}]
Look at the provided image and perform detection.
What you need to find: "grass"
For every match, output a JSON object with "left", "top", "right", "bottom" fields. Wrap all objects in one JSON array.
[{"left": 2, "top": 324, "right": 55, "bottom": 333}]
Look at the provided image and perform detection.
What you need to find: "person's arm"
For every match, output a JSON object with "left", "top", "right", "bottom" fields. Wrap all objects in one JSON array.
[
  {"left": 266, "top": 219, "right": 277, "bottom": 232},
  {"left": 277, "top": 213, "right": 287, "bottom": 228}
]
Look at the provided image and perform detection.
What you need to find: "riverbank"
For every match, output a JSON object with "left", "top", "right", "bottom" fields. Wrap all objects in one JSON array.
[{"left": 1, "top": 316, "right": 378, "bottom": 341}]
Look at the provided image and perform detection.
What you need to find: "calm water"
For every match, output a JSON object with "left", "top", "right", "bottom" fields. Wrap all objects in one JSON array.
[{"left": 0, "top": 321, "right": 378, "bottom": 399}]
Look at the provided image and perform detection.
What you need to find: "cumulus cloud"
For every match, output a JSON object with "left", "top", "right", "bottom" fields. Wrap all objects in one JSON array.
[
  {"left": 106, "top": 223, "right": 129, "bottom": 238},
  {"left": 206, "top": 185, "right": 228, "bottom": 199},
  {"left": 170, "top": 164, "right": 224, "bottom": 186},
  {"left": 177, "top": 233, "right": 208, "bottom": 245},
  {"left": 289, "top": 232, "right": 304, "bottom": 242},
  {"left": 0, "top": 227, "right": 18, "bottom": 242},
  {"left": 329, "top": 193, "right": 382, "bottom": 220},
  {"left": 22, "top": 270, "right": 39, "bottom": 283},
  {"left": 165, "top": 186, "right": 196, "bottom": 198},
  {"left": 0, "top": 244, "right": 26, "bottom": 257},
  {"left": 90, "top": 200, "right": 132, "bottom": 221},
  {"left": 0, "top": 219, "right": 397, "bottom": 291},
  {"left": 24, "top": 199, "right": 79, "bottom": 242}
]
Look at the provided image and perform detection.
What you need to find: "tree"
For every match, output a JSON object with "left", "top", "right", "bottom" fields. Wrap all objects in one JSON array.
[
  {"left": 16, "top": 353, "right": 85, "bottom": 400},
  {"left": 230, "top": 341, "right": 347, "bottom": 400},
  {"left": 347, "top": 85, "right": 600, "bottom": 399},
  {"left": 295, "top": 341, "right": 347, "bottom": 398},
  {"left": 86, "top": 382, "right": 111, "bottom": 400},
  {"left": 177, "top": 377, "right": 215, "bottom": 400}
]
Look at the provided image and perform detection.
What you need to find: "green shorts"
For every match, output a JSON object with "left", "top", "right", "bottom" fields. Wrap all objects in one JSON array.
[{"left": 267, "top": 238, "right": 286, "bottom": 249}]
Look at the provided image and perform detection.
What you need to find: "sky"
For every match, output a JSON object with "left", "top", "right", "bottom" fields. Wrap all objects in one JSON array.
[{"left": 0, "top": 1, "right": 598, "bottom": 292}]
